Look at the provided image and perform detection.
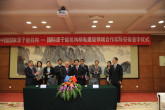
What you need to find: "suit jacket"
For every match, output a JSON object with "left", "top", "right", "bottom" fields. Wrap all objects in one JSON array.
[
  {"left": 69, "top": 65, "right": 75, "bottom": 69},
  {"left": 54, "top": 65, "right": 64, "bottom": 84},
  {"left": 109, "top": 64, "right": 123, "bottom": 84},
  {"left": 90, "top": 66, "right": 102, "bottom": 75},
  {"left": 54, "top": 65, "right": 64, "bottom": 77},
  {"left": 73, "top": 65, "right": 85, "bottom": 84},
  {"left": 24, "top": 66, "right": 37, "bottom": 86},
  {"left": 60, "top": 67, "right": 73, "bottom": 83},
  {"left": 80, "top": 64, "right": 89, "bottom": 77},
  {"left": 43, "top": 67, "right": 54, "bottom": 80}
]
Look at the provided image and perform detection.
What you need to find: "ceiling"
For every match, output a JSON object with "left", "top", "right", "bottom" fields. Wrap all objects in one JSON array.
[{"left": 0, "top": 0, "right": 165, "bottom": 35}]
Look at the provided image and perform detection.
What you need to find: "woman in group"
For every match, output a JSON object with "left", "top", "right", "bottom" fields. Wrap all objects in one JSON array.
[
  {"left": 104, "top": 61, "right": 111, "bottom": 84},
  {"left": 43, "top": 61, "right": 54, "bottom": 84},
  {"left": 35, "top": 61, "right": 44, "bottom": 85}
]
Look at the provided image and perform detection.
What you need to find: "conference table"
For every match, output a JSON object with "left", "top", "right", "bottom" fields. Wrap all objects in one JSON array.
[{"left": 23, "top": 85, "right": 117, "bottom": 110}]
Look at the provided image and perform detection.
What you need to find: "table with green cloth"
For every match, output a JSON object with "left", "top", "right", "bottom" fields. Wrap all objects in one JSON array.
[{"left": 23, "top": 85, "right": 117, "bottom": 110}]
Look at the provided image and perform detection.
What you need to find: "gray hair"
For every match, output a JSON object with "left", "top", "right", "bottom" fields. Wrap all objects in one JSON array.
[{"left": 28, "top": 60, "right": 33, "bottom": 64}]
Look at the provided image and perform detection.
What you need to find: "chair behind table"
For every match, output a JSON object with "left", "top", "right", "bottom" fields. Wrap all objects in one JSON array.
[
  {"left": 47, "top": 78, "right": 58, "bottom": 85},
  {"left": 88, "top": 78, "right": 99, "bottom": 85}
]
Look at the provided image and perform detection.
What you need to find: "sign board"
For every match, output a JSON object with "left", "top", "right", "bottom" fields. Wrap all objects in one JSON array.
[{"left": 159, "top": 56, "right": 165, "bottom": 66}]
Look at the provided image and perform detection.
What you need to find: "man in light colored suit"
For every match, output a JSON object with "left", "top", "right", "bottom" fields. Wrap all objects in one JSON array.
[{"left": 90, "top": 60, "right": 102, "bottom": 84}]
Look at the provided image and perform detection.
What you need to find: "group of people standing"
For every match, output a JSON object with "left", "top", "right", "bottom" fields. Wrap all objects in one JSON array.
[
  {"left": 25, "top": 57, "right": 123, "bottom": 102},
  {"left": 25, "top": 59, "right": 90, "bottom": 86}
]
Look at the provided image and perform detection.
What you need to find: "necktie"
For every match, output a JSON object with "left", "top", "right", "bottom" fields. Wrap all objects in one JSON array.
[
  {"left": 31, "top": 68, "right": 35, "bottom": 74},
  {"left": 95, "top": 66, "right": 98, "bottom": 71},
  {"left": 66, "top": 68, "right": 68, "bottom": 74},
  {"left": 76, "top": 66, "right": 78, "bottom": 71}
]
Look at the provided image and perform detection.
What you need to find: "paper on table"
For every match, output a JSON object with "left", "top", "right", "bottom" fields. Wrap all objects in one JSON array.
[
  {"left": 40, "top": 84, "right": 47, "bottom": 88},
  {"left": 93, "top": 85, "right": 99, "bottom": 88}
]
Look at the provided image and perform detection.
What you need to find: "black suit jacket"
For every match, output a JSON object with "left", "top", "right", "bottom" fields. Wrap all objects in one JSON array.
[
  {"left": 54, "top": 65, "right": 64, "bottom": 84},
  {"left": 81, "top": 64, "right": 89, "bottom": 77},
  {"left": 24, "top": 66, "right": 37, "bottom": 86},
  {"left": 69, "top": 65, "right": 75, "bottom": 69},
  {"left": 73, "top": 65, "right": 85, "bottom": 84},
  {"left": 54, "top": 65, "right": 64, "bottom": 76},
  {"left": 109, "top": 64, "right": 123, "bottom": 84},
  {"left": 43, "top": 67, "right": 54, "bottom": 82},
  {"left": 60, "top": 67, "right": 73, "bottom": 84}
]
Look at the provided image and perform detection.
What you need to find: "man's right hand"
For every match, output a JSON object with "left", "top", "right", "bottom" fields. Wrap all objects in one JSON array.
[
  {"left": 35, "top": 72, "right": 40, "bottom": 75},
  {"left": 108, "top": 81, "right": 111, "bottom": 84}
]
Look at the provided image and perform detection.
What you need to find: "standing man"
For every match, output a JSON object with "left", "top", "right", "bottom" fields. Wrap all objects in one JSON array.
[
  {"left": 69, "top": 59, "right": 75, "bottom": 69},
  {"left": 24, "top": 60, "right": 40, "bottom": 86},
  {"left": 73, "top": 59, "right": 85, "bottom": 85},
  {"left": 90, "top": 60, "right": 102, "bottom": 83},
  {"left": 109, "top": 57, "right": 123, "bottom": 102},
  {"left": 60, "top": 61, "right": 73, "bottom": 84},
  {"left": 80, "top": 59, "right": 89, "bottom": 85},
  {"left": 54, "top": 59, "right": 64, "bottom": 85}
]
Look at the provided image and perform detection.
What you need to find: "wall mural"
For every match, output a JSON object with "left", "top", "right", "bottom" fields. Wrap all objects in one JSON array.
[{"left": 10, "top": 45, "right": 138, "bottom": 78}]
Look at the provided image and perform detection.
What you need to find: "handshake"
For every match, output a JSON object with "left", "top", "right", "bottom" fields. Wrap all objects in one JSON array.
[{"left": 35, "top": 72, "right": 40, "bottom": 76}]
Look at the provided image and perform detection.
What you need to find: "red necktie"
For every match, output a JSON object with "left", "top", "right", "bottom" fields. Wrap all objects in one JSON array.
[
  {"left": 95, "top": 66, "right": 98, "bottom": 71},
  {"left": 66, "top": 69, "right": 68, "bottom": 74}
]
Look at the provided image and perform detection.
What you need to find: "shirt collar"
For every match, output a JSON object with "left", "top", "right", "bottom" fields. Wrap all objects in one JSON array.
[
  {"left": 114, "top": 63, "right": 117, "bottom": 66},
  {"left": 29, "top": 66, "right": 32, "bottom": 69}
]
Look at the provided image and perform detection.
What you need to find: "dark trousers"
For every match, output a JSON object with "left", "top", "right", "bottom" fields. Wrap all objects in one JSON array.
[
  {"left": 56, "top": 74, "right": 61, "bottom": 85},
  {"left": 45, "top": 78, "right": 50, "bottom": 84},
  {"left": 37, "top": 79, "right": 43, "bottom": 85},
  {"left": 82, "top": 77, "right": 87, "bottom": 85},
  {"left": 112, "top": 83, "right": 121, "bottom": 102},
  {"left": 77, "top": 78, "right": 84, "bottom": 85}
]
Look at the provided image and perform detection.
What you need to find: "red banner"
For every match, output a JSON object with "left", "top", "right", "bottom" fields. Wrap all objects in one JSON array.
[{"left": 0, "top": 34, "right": 151, "bottom": 46}]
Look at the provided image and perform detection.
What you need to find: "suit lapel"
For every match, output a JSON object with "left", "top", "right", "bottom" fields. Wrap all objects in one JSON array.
[
  {"left": 78, "top": 65, "right": 80, "bottom": 72},
  {"left": 28, "top": 67, "right": 32, "bottom": 72},
  {"left": 64, "top": 68, "right": 67, "bottom": 75}
]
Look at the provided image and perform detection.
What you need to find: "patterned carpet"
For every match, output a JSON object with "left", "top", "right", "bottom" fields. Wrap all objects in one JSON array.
[
  {"left": 0, "top": 93, "right": 159, "bottom": 110},
  {"left": 0, "top": 102, "right": 159, "bottom": 110}
]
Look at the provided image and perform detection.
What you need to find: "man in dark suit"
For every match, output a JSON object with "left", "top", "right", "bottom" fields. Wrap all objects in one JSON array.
[
  {"left": 54, "top": 59, "right": 64, "bottom": 85},
  {"left": 80, "top": 59, "right": 89, "bottom": 85},
  {"left": 43, "top": 61, "right": 54, "bottom": 84},
  {"left": 109, "top": 57, "right": 123, "bottom": 102},
  {"left": 60, "top": 61, "right": 73, "bottom": 84},
  {"left": 69, "top": 59, "right": 75, "bottom": 69},
  {"left": 73, "top": 59, "right": 85, "bottom": 85},
  {"left": 24, "top": 60, "right": 40, "bottom": 86}
]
